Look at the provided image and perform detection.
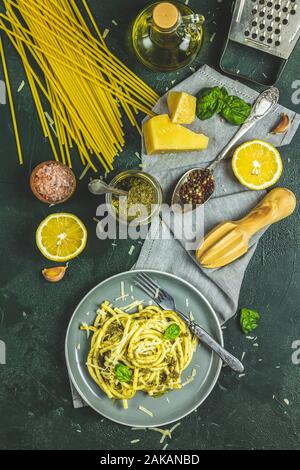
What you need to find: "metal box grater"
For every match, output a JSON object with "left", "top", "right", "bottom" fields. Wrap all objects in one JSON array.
[{"left": 220, "top": 0, "right": 300, "bottom": 85}]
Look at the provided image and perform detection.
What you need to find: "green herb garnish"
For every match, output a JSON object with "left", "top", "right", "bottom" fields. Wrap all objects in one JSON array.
[
  {"left": 221, "top": 95, "right": 252, "bottom": 126},
  {"left": 240, "top": 308, "right": 261, "bottom": 335},
  {"left": 115, "top": 363, "right": 132, "bottom": 383},
  {"left": 164, "top": 324, "right": 181, "bottom": 341},
  {"left": 196, "top": 86, "right": 228, "bottom": 120},
  {"left": 196, "top": 86, "right": 251, "bottom": 125}
]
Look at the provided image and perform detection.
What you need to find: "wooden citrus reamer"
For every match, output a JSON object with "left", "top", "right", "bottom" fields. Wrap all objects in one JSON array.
[{"left": 196, "top": 188, "right": 297, "bottom": 269}]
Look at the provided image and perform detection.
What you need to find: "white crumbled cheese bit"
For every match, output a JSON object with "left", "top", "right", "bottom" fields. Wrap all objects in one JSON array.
[
  {"left": 120, "top": 281, "right": 125, "bottom": 301},
  {"left": 238, "top": 374, "right": 246, "bottom": 378},
  {"left": 17, "top": 80, "right": 25, "bottom": 92},
  {"left": 155, "top": 288, "right": 159, "bottom": 299},
  {"left": 138, "top": 406, "right": 153, "bottom": 417},
  {"left": 169, "top": 422, "right": 181, "bottom": 433},
  {"left": 103, "top": 28, "right": 110, "bottom": 39},
  {"left": 246, "top": 336, "right": 255, "bottom": 340},
  {"left": 135, "top": 152, "right": 141, "bottom": 160},
  {"left": 189, "top": 312, "right": 194, "bottom": 322},
  {"left": 258, "top": 358, "right": 263, "bottom": 362},
  {"left": 112, "top": 19, "right": 118, "bottom": 26},
  {"left": 77, "top": 344, "right": 81, "bottom": 351},
  {"left": 284, "top": 399, "right": 290, "bottom": 406},
  {"left": 166, "top": 397, "right": 170, "bottom": 404},
  {"left": 123, "top": 300, "right": 144, "bottom": 312},
  {"left": 114, "top": 294, "right": 129, "bottom": 302},
  {"left": 190, "top": 66, "right": 196, "bottom": 73},
  {"left": 79, "top": 164, "right": 90, "bottom": 181},
  {"left": 81, "top": 323, "right": 91, "bottom": 339},
  {"left": 185, "top": 298, "right": 189, "bottom": 308},
  {"left": 171, "top": 79, "right": 176, "bottom": 85},
  {"left": 112, "top": 242, "right": 117, "bottom": 247},
  {"left": 163, "top": 444, "right": 168, "bottom": 450},
  {"left": 221, "top": 326, "right": 227, "bottom": 330},
  {"left": 130, "top": 285, "right": 134, "bottom": 293},
  {"left": 185, "top": 0, "right": 189, "bottom": 4},
  {"left": 128, "top": 245, "right": 135, "bottom": 256},
  {"left": 130, "top": 439, "right": 140, "bottom": 444},
  {"left": 241, "top": 352, "right": 246, "bottom": 361},
  {"left": 148, "top": 300, "right": 153, "bottom": 305},
  {"left": 182, "top": 368, "right": 197, "bottom": 387},
  {"left": 44, "top": 111, "right": 54, "bottom": 126},
  {"left": 210, "top": 32, "right": 216, "bottom": 42},
  {"left": 22, "top": 311, "right": 27, "bottom": 318},
  {"left": 253, "top": 343, "right": 259, "bottom": 347}
]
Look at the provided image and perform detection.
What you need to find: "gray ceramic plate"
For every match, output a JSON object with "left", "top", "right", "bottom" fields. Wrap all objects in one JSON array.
[{"left": 65, "top": 269, "right": 223, "bottom": 428}]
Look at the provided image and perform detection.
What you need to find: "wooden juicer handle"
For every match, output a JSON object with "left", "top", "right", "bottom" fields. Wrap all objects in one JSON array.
[{"left": 236, "top": 188, "right": 297, "bottom": 238}]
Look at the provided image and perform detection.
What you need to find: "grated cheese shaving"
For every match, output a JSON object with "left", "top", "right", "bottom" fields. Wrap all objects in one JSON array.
[
  {"left": 79, "top": 164, "right": 90, "bottom": 181},
  {"left": 120, "top": 281, "right": 126, "bottom": 301},
  {"left": 112, "top": 20, "right": 118, "bottom": 26},
  {"left": 182, "top": 368, "right": 197, "bottom": 387},
  {"left": 103, "top": 28, "right": 110, "bottom": 38},
  {"left": 131, "top": 439, "right": 140, "bottom": 444},
  {"left": 17, "top": 80, "right": 25, "bottom": 92},
  {"left": 128, "top": 245, "right": 135, "bottom": 255},
  {"left": 138, "top": 405, "right": 153, "bottom": 417}
]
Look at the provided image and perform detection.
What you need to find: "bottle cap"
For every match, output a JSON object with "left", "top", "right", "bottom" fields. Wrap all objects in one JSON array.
[{"left": 153, "top": 2, "right": 179, "bottom": 30}]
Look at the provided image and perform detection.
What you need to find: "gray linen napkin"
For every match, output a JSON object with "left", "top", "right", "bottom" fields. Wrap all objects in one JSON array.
[
  {"left": 134, "top": 64, "right": 300, "bottom": 324},
  {"left": 70, "top": 64, "right": 300, "bottom": 408}
]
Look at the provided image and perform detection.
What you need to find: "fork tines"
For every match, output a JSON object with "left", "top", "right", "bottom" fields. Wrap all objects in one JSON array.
[{"left": 135, "top": 273, "right": 161, "bottom": 300}]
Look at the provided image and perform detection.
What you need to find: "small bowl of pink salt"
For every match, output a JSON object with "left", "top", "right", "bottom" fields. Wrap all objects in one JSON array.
[{"left": 30, "top": 161, "right": 77, "bottom": 205}]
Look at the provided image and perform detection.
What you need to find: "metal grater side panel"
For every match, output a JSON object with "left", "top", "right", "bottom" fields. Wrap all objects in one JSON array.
[{"left": 228, "top": 0, "right": 300, "bottom": 60}]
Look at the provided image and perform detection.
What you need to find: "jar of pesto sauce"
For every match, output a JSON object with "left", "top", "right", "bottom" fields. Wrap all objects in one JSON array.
[{"left": 106, "top": 170, "right": 163, "bottom": 226}]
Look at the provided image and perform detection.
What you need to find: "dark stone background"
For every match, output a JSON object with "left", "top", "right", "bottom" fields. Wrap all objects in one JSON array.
[{"left": 0, "top": 0, "right": 299, "bottom": 450}]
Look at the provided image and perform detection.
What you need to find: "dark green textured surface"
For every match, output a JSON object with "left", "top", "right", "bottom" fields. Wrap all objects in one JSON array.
[{"left": 0, "top": 0, "right": 300, "bottom": 450}]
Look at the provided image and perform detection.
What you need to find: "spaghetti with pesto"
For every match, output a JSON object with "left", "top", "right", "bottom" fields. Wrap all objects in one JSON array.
[{"left": 81, "top": 301, "right": 197, "bottom": 408}]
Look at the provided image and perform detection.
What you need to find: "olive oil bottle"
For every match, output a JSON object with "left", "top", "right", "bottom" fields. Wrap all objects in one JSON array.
[{"left": 132, "top": 2, "right": 204, "bottom": 72}]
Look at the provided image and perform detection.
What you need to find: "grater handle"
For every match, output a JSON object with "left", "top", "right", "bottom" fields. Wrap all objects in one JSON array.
[{"left": 208, "top": 87, "right": 280, "bottom": 172}]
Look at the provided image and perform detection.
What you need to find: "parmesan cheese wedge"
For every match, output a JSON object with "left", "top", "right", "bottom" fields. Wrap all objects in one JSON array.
[{"left": 143, "top": 115, "right": 209, "bottom": 155}]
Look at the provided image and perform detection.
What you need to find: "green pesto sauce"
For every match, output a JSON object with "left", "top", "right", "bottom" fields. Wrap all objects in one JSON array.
[{"left": 112, "top": 177, "right": 156, "bottom": 221}]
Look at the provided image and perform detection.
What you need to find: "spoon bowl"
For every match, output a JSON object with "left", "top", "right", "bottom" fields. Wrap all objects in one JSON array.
[{"left": 171, "top": 167, "right": 215, "bottom": 212}]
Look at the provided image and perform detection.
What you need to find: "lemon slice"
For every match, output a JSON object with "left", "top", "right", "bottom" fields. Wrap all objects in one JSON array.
[
  {"left": 232, "top": 140, "right": 283, "bottom": 190},
  {"left": 36, "top": 213, "right": 87, "bottom": 262}
]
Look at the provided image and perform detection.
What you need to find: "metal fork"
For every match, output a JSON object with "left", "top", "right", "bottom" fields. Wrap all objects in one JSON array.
[{"left": 135, "top": 272, "right": 244, "bottom": 373}]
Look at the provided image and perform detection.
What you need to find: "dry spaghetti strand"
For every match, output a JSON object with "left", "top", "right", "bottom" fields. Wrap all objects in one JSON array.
[{"left": 0, "top": 0, "right": 158, "bottom": 170}]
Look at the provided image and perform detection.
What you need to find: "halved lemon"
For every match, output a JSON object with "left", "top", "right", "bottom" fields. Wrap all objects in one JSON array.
[
  {"left": 36, "top": 213, "right": 87, "bottom": 262},
  {"left": 232, "top": 140, "right": 283, "bottom": 190}
]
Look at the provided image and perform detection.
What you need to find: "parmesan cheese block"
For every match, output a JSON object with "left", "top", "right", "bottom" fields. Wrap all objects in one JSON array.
[
  {"left": 167, "top": 91, "right": 196, "bottom": 124},
  {"left": 143, "top": 115, "right": 209, "bottom": 155}
]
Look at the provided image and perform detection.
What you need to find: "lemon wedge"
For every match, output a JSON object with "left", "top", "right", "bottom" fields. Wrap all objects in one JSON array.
[
  {"left": 232, "top": 140, "right": 283, "bottom": 190},
  {"left": 36, "top": 213, "right": 87, "bottom": 262}
]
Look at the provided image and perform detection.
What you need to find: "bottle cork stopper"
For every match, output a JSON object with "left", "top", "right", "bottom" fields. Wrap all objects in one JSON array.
[{"left": 153, "top": 2, "right": 179, "bottom": 30}]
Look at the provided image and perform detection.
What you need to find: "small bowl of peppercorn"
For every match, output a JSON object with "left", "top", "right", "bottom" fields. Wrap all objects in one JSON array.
[
  {"left": 106, "top": 170, "right": 163, "bottom": 225},
  {"left": 172, "top": 168, "right": 215, "bottom": 212},
  {"left": 30, "top": 161, "right": 77, "bottom": 205}
]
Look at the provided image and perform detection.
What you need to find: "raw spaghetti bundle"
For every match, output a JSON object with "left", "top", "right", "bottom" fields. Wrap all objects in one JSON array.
[{"left": 0, "top": 0, "right": 159, "bottom": 172}]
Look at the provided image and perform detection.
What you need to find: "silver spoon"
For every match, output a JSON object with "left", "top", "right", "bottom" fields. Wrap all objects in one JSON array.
[
  {"left": 88, "top": 179, "right": 128, "bottom": 197},
  {"left": 172, "top": 87, "right": 280, "bottom": 212}
]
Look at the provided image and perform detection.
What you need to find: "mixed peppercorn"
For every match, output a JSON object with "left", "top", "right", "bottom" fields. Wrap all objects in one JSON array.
[{"left": 179, "top": 169, "right": 215, "bottom": 206}]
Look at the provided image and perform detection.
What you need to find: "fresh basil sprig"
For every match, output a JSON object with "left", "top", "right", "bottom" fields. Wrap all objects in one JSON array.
[
  {"left": 196, "top": 86, "right": 251, "bottom": 126},
  {"left": 240, "top": 308, "right": 261, "bottom": 335},
  {"left": 196, "top": 86, "right": 228, "bottom": 120},
  {"left": 115, "top": 363, "right": 132, "bottom": 383},
  {"left": 164, "top": 323, "right": 181, "bottom": 341},
  {"left": 221, "top": 95, "right": 252, "bottom": 125}
]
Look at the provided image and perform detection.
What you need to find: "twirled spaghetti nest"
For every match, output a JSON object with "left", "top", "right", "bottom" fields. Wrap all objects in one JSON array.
[{"left": 81, "top": 301, "right": 197, "bottom": 405}]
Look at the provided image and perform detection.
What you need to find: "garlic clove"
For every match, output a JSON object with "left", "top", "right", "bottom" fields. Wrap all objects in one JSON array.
[
  {"left": 270, "top": 114, "right": 290, "bottom": 135},
  {"left": 42, "top": 266, "right": 67, "bottom": 283}
]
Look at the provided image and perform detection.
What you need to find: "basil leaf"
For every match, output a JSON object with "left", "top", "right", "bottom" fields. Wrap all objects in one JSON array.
[
  {"left": 240, "top": 308, "right": 261, "bottom": 335},
  {"left": 115, "top": 363, "right": 132, "bottom": 383},
  {"left": 196, "top": 86, "right": 227, "bottom": 120},
  {"left": 164, "top": 323, "right": 181, "bottom": 341},
  {"left": 221, "top": 96, "right": 252, "bottom": 125}
]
